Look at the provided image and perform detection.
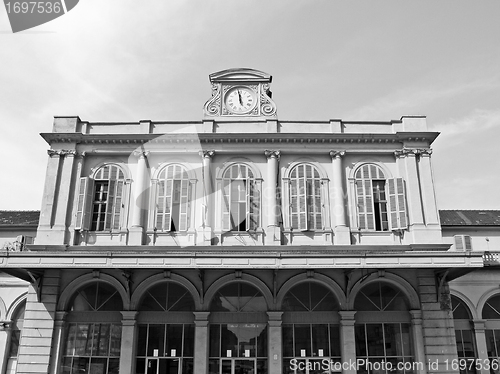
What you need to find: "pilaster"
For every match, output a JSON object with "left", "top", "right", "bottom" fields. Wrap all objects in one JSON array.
[
  {"left": 395, "top": 149, "right": 425, "bottom": 242},
  {"left": 199, "top": 151, "right": 215, "bottom": 245},
  {"left": 329, "top": 151, "right": 350, "bottom": 244},
  {"left": 193, "top": 312, "right": 210, "bottom": 374},
  {"left": 339, "top": 311, "right": 356, "bottom": 374},
  {"left": 267, "top": 312, "right": 283, "bottom": 374},
  {"left": 410, "top": 310, "right": 427, "bottom": 374},
  {"left": 119, "top": 311, "right": 138, "bottom": 374},
  {"left": 129, "top": 151, "right": 149, "bottom": 245},
  {"left": 0, "top": 322, "right": 12, "bottom": 374},
  {"left": 472, "top": 319, "right": 489, "bottom": 374},
  {"left": 16, "top": 270, "right": 60, "bottom": 374},
  {"left": 417, "top": 149, "right": 441, "bottom": 241},
  {"left": 36, "top": 149, "right": 77, "bottom": 245},
  {"left": 417, "top": 271, "right": 458, "bottom": 374},
  {"left": 265, "top": 150, "right": 281, "bottom": 245},
  {"left": 48, "top": 312, "right": 67, "bottom": 374}
]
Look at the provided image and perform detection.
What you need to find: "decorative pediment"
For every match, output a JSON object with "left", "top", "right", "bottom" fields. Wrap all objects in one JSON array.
[{"left": 209, "top": 68, "right": 272, "bottom": 83}]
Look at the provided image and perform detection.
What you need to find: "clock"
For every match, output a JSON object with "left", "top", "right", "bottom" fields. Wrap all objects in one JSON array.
[{"left": 224, "top": 86, "right": 257, "bottom": 114}]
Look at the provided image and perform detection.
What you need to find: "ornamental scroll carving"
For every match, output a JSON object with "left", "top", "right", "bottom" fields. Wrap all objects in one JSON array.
[
  {"left": 260, "top": 83, "right": 277, "bottom": 117},
  {"left": 265, "top": 150, "right": 281, "bottom": 160},
  {"left": 203, "top": 83, "right": 222, "bottom": 116},
  {"left": 394, "top": 148, "right": 432, "bottom": 158},
  {"left": 47, "top": 149, "right": 77, "bottom": 157}
]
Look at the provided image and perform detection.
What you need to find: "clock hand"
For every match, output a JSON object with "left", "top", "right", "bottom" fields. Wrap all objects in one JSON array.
[{"left": 237, "top": 90, "right": 243, "bottom": 106}]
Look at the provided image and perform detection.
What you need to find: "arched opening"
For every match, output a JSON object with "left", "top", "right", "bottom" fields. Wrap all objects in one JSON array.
[
  {"left": 5, "top": 301, "right": 25, "bottom": 374},
  {"left": 208, "top": 282, "right": 267, "bottom": 374},
  {"left": 281, "top": 281, "right": 341, "bottom": 372},
  {"left": 451, "top": 295, "right": 476, "bottom": 374},
  {"left": 354, "top": 281, "right": 413, "bottom": 373},
  {"left": 135, "top": 282, "right": 195, "bottom": 374},
  {"left": 482, "top": 294, "right": 500, "bottom": 366},
  {"left": 61, "top": 281, "right": 123, "bottom": 374}
]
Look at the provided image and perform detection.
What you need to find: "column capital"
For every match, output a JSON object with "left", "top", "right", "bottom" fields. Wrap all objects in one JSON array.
[
  {"left": 55, "top": 311, "right": 68, "bottom": 322},
  {"left": 47, "top": 149, "right": 77, "bottom": 158},
  {"left": 416, "top": 148, "right": 433, "bottom": 157},
  {"left": 132, "top": 150, "right": 149, "bottom": 159},
  {"left": 329, "top": 150, "right": 346, "bottom": 159},
  {"left": 200, "top": 150, "right": 215, "bottom": 159},
  {"left": 0, "top": 321, "right": 11, "bottom": 331},
  {"left": 264, "top": 150, "right": 281, "bottom": 160},
  {"left": 394, "top": 148, "right": 418, "bottom": 158},
  {"left": 193, "top": 311, "right": 210, "bottom": 327},
  {"left": 339, "top": 310, "right": 356, "bottom": 324},
  {"left": 472, "top": 319, "right": 487, "bottom": 331},
  {"left": 409, "top": 310, "right": 423, "bottom": 324}
]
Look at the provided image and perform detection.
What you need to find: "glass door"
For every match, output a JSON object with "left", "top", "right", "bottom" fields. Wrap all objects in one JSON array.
[
  {"left": 219, "top": 358, "right": 257, "bottom": 374},
  {"left": 146, "top": 358, "right": 181, "bottom": 374}
]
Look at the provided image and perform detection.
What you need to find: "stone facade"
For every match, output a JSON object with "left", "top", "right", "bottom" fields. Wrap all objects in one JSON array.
[{"left": 0, "top": 69, "right": 497, "bottom": 374}]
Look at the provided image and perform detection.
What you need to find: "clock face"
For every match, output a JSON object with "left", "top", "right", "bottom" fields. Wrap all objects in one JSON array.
[{"left": 224, "top": 86, "right": 257, "bottom": 114}]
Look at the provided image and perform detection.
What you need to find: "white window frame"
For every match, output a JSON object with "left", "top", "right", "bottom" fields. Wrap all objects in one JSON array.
[
  {"left": 354, "top": 164, "right": 408, "bottom": 232},
  {"left": 155, "top": 164, "right": 191, "bottom": 232},
  {"left": 216, "top": 163, "right": 261, "bottom": 233},
  {"left": 289, "top": 163, "right": 323, "bottom": 231},
  {"left": 75, "top": 164, "right": 128, "bottom": 232}
]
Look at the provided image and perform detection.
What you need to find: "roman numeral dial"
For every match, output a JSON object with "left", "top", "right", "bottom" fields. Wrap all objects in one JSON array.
[{"left": 224, "top": 86, "right": 257, "bottom": 114}]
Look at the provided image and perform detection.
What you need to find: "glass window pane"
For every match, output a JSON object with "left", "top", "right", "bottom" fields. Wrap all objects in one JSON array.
[
  {"left": 366, "top": 324, "right": 385, "bottom": 356},
  {"left": 330, "top": 325, "right": 341, "bottom": 357},
  {"left": 166, "top": 325, "right": 183, "bottom": 357},
  {"left": 147, "top": 325, "right": 165, "bottom": 357},
  {"left": 355, "top": 325, "right": 367, "bottom": 356},
  {"left": 136, "top": 358, "right": 146, "bottom": 374},
  {"left": 183, "top": 324, "right": 195, "bottom": 357},
  {"left": 209, "top": 325, "right": 220, "bottom": 357},
  {"left": 283, "top": 325, "right": 294, "bottom": 357},
  {"left": 137, "top": 325, "right": 148, "bottom": 356},
  {"left": 312, "top": 325, "right": 329, "bottom": 357},
  {"left": 294, "top": 325, "right": 311, "bottom": 357}
]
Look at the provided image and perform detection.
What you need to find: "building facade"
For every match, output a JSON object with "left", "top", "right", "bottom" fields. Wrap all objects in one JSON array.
[{"left": 0, "top": 68, "right": 496, "bottom": 374}]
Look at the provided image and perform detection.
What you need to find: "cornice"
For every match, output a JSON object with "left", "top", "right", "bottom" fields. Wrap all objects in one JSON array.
[{"left": 40, "top": 132, "right": 440, "bottom": 146}]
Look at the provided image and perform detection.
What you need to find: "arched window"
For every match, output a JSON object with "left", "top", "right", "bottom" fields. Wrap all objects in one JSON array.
[
  {"left": 209, "top": 282, "right": 267, "bottom": 373},
  {"left": 221, "top": 164, "right": 260, "bottom": 232},
  {"left": 452, "top": 296, "right": 476, "bottom": 374},
  {"left": 354, "top": 282, "right": 413, "bottom": 373},
  {"left": 482, "top": 294, "right": 500, "bottom": 366},
  {"left": 6, "top": 301, "right": 25, "bottom": 372},
  {"left": 62, "top": 282, "right": 123, "bottom": 374},
  {"left": 156, "top": 165, "right": 191, "bottom": 232},
  {"left": 355, "top": 164, "right": 407, "bottom": 231},
  {"left": 138, "top": 282, "right": 194, "bottom": 312},
  {"left": 289, "top": 164, "right": 322, "bottom": 231},
  {"left": 75, "top": 164, "right": 126, "bottom": 232},
  {"left": 136, "top": 282, "right": 195, "bottom": 374},
  {"left": 282, "top": 282, "right": 341, "bottom": 371},
  {"left": 210, "top": 282, "right": 267, "bottom": 313}
]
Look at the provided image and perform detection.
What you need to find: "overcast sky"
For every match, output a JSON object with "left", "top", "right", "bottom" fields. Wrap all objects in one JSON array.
[{"left": 1, "top": 0, "right": 499, "bottom": 211}]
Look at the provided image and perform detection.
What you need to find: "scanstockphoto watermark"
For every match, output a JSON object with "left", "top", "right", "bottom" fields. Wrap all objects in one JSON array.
[
  {"left": 3, "top": 0, "right": 79, "bottom": 33},
  {"left": 289, "top": 358, "right": 424, "bottom": 372}
]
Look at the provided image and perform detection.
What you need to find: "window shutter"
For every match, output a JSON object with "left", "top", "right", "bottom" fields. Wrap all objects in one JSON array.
[
  {"left": 179, "top": 179, "right": 189, "bottom": 231},
  {"left": 297, "top": 167, "right": 308, "bottom": 231},
  {"left": 222, "top": 179, "right": 231, "bottom": 231},
  {"left": 164, "top": 179, "right": 173, "bottom": 231},
  {"left": 114, "top": 180, "right": 124, "bottom": 230},
  {"left": 357, "top": 179, "right": 375, "bottom": 230},
  {"left": 105, "top": 180, "right": 116, "bottom": 231},
  {"left": 75, "top": 177, "right": 93, "bottom": 230},
  {"left": 387, "top": 178, "right": 408, "bottom": 231},
  {"left": 246, "top": 180, "right": 259, "bottom": 231},
  {"left": 454, "top": 235, "right": 472, "bottom": 251}
]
